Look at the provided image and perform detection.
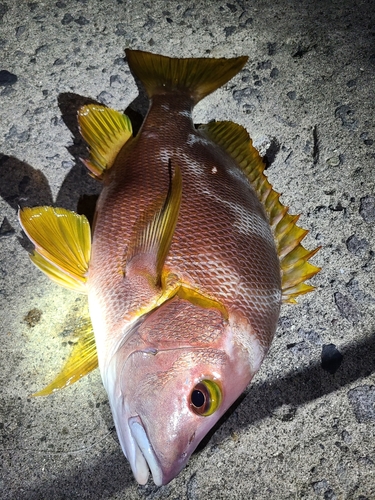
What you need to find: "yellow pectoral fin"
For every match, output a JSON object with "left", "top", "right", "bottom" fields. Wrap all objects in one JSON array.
[
  {"left": 199, "top": 120, "right": 321, "bottom": 303},
  {"left": 32, "top": 319, "right": 98, "bottom": 397},
  {"left": 126, "top": 162, "right": 182, "bottom": 285},
  {"left": 78, "top": 104, "right": 133, "bottom": 178},
  {"left": 19, "top": 206, "right": 91, "bottom": 292}
]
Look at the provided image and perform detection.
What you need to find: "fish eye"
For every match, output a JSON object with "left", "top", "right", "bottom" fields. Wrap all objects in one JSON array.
[{"left": 190, "top": 379, "right": 222, "bottom": 416}]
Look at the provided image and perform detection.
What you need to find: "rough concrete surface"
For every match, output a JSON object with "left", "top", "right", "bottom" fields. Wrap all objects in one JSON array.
[{"left": 1, "top": 0, "right": 374, "bottom": 499}]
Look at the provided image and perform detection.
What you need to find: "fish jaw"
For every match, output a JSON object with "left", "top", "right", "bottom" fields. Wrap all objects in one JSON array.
[{"left": 129, "top": 416, "right": 163, "bottom": 485}]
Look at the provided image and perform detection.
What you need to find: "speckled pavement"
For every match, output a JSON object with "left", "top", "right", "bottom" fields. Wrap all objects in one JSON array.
[{"left": 1, "top": 1, "right": 374, "bottom": 499}]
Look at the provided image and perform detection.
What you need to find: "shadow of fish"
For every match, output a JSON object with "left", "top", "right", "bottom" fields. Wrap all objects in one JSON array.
[{"left": 19, "top": 49, "right": 320, "bottom": 485}]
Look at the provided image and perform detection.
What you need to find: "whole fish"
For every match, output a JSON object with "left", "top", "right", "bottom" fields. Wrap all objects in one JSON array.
[{"left": 19, "top": 49, "right": 320, "bottom": 485}]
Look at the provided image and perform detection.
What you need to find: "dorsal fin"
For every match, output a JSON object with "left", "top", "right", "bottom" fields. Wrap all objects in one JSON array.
[
  {"left": 126, "top": 161, "right": 182, "bottom": 286},
  {"left": 32, "top": 316, "right": 98, "bottom": 396},
  {"left": 78, "top": 104, "right": 133, "bottom": 178},
  {"left": 199, "top": 121, "right": 321, "bottom": 303},
  {"left": 125, "top": 49, "right": 248, "bottom": 104},
  {"left": 19, "top": 206, "right": 91, "bottom": 293}
]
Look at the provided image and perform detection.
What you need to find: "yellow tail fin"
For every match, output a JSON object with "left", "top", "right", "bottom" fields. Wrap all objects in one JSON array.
[{"left": 125, "top": 49, "right": 248, "bottom": 104}]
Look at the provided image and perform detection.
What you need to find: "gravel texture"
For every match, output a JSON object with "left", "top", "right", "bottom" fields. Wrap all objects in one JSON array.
[{"left": 1, "top": 1, "right": 374, "bottom": 499}]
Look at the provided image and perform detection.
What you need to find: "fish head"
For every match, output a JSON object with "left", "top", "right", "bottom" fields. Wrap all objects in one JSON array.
[{"left": 103, "top": 296, "right": 259, "bottom": 486}]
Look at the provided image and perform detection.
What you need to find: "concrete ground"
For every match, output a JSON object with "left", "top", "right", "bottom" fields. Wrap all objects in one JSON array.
[{"left": 1, "top": 0, "right": 374, "bottom": 498}]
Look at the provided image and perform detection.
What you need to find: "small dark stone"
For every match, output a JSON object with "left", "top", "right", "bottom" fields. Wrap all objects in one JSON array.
[
  {"left": 324, "top": 489, "right": 337, "bottom": 500},
  {"left": 267, "top": 42, "right": 277, "bottom": 56},
  {"left": 346, "top": 79, "right": 357, "bottom": 88},
  {"left": 312, "top": 480, "right": 329, "bottom": 494},
  {"left": 292, "top": 44, "right": 312, "bottom": 58},
  {"left": 359, "top": 195, "right": 375, "bottom": 223},
  {"left": 0, "top": 70, "right": 17, "bottom": 86},
  {"left": 240, "top": 17, "right": 253, "bottom": 27},
  {"left": 287, "top": 91, "right": 296, "bottom": 100},
  {"left": 110, "top": 74, "right": 121, "bottom": 86},
  {"left": 0, "top": 217, "right": 15, "bottom": 236},
  {"left": 115, "top": 23, "right": 126, "bottom": 36},
  {"left": 329, "top": 201, "right": 345, "bottom": 211},
  {"left": 143, "top": 15, "right": 155, "bottom": 29},
  {"left": 35, "top": 44, "right": 48, "bottom": 54},
  {"left": 348, "top": 385, "right": 375, "bottom": 423},
  {"left": 270, "top": 67, "right": 279, "bottom": 78},
  {"left": 346, "top": 278, "right": 375, "bottom": 304},
  {"left": 298, "top": 328, "right": 322, "bottom": 344},
  {"left": 321, "top": 344, "right": 343, "bottom": 374},
  {"left": 113, "top": 56, "right": 125, "bottom": 65},
  {"left": 183, "top": 7, "right": 193, "bottom": 18},
  {"left": 334, "top": 292, "right": 361, "bottom": 323},
  {"left": 5, "top": 125, "right": 17, "bottom": 139},
  {"left": 224, "top": 26, "right": 236, "bottom": 37},
  {"left": 257, "top": 60, "right": 271, "bottom": 70},
  {"left": 28, "top": 2, "right": 38, "bottom": 12},
  {"left": 335, "top": 104, "right": 357, "bottom": 129},
  {"left": 61, "top": 13, "right": 74, "bottom": 25},
  {"left": 53, "top": 58, "right": 64, "bottom": 66},
  {"left": 97, "top": 90, "right": 113, "bottom": 106},
  {"left": 346, "top": 235, "right": 369, "bottom": 256},
  {"left": 23, "top": 308, "right": 42, "bottom": 328},
  {"left": 74, "top": 15, "right": 89, "bottom": 26},
  {"left": 364, "top": 139, "right": 374, "bottom": 145},
  {"left": 16, "top": 25, "right": 26, "bottom": 37},
  {"left": 0, "top": 3, "right": 9, "bottom": 21},
  {"left": 232, "top": 86, "right": 260, "bottom": 102},
  {"left": 166, "top": 17, "right": 173, "bottom": 24},
  {"left": 226, "top": 3, "right": 237, "bottom": 12}
]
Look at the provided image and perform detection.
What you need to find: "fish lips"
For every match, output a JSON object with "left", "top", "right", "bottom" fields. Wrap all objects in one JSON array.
[{"left": 128, "top": 415, "right": 163, "bottom": 486}]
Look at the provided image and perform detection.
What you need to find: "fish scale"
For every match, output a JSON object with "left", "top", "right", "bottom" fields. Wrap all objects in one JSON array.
[
  {"left": 19, "top": 49, "right": 320, "bottom": 486},
  {"left": 89, "top": 93, "right": 280, "bottom": 360}
]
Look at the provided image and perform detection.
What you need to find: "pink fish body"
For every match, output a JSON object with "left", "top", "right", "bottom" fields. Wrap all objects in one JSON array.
[{"left": 19, "top": 50, "right": 320, "bottom": 485}]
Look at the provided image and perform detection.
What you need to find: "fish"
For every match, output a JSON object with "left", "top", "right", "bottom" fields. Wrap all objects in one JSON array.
[{"left": 19, "top": 49, "right": 320, "bottom": 486}]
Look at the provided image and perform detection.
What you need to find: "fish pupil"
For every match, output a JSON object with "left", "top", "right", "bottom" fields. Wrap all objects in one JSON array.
[{"left": 191, "top": 389, "right": 205, "bottom": 408}]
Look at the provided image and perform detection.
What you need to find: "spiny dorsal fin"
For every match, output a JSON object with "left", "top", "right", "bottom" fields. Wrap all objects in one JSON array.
[
  {"left": 19, "top": 206, "right": 91, "bottom": 293},
  {"left": 78, "top": 104, "right": 133, "bottom": 178},
  {"left": 199, "top": 121, "right": 321, "bottom": 304},
  {"left": 32, "top": 317, "right": 98, "bottom": 396},
  {"left": 126, "top": 162, "right": 182, "bottom": 286},
  {"left": 125, "top": 49, "right": 248, "bottom": 104}
]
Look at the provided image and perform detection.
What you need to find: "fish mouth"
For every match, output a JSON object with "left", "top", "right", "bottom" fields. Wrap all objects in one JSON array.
[{"left": 129, "top": 416, "right": 163, "bottom": 486}]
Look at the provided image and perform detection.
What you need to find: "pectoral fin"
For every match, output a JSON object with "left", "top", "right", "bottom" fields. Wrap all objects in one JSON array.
[
  {"left": 126, "top": 162, "right": 182, "bottom": 286},
  {"left": 19, "top": 206, "right": 91, "bottom": 293},
  {"left": 32, "top": 318, "right": 98, "bottom": 396},
  {"left": 78, "top": 104, "right": 133, "bottom": 178}
]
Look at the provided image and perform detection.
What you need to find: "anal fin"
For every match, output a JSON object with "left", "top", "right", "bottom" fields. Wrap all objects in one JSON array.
[{"left": 33, "top": 317, "right": 98, "bottom": 396}]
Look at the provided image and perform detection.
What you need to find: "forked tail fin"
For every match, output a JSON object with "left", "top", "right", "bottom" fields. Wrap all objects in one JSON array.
[{"left": 125, "top": 49, "right": 248, "bottom": 104}]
